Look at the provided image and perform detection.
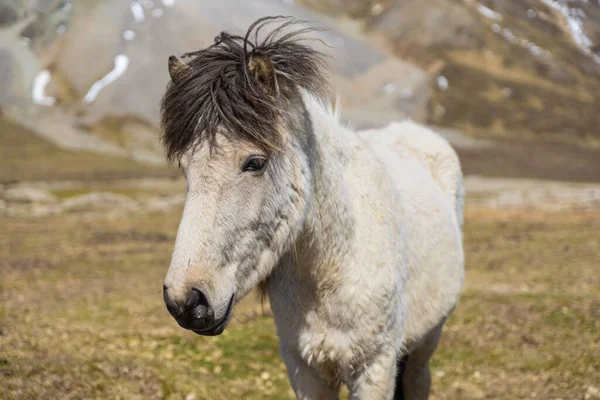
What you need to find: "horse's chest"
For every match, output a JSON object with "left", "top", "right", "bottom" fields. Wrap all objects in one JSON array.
[{"left": 296, "top": 310, "right": 384, "bottom": 374}]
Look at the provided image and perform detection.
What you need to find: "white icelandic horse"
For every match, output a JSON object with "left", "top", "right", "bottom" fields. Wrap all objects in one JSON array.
[{"left": 160, "top": 17, "right": 464, "bottom": 400}]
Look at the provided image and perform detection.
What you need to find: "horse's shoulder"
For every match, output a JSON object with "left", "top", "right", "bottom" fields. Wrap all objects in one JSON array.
[
  {"left": 357, "top": 121, "right": 463, "bottom": 225},
  {"left": 359, "top": 121, "right": 457, "bottom": 163}
]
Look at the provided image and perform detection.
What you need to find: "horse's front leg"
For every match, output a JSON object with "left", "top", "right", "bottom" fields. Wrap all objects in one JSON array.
[
  {"left": 348, "top": 348, "right": 398, "bottom": 400},
  {"left": 280, "top": 345, "right": 340, "bottom": 400}
]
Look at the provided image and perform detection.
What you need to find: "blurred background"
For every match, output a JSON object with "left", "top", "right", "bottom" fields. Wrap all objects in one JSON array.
[{"left": 1, "top": 0, "right": 599, "bottom": 399}]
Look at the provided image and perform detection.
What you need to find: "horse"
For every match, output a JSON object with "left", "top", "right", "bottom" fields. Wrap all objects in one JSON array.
[{"left": 160, "top": 16, "right": 464, "bottom": 400}]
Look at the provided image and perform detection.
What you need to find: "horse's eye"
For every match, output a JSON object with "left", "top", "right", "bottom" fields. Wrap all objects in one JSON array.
[{"left": 242, "top": 155, "right": 267, "bottom": 172}]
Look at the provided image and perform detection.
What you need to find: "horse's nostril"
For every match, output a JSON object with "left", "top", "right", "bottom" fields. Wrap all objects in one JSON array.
[
  {"left": 186, "top": 288, "right": 201, "bottom": 308},
  {"left": 164, "top": 286, "right": 215, "bottom": 329},
  {"left": 187, "top": 288, "right": 213, "bottom": 322}
]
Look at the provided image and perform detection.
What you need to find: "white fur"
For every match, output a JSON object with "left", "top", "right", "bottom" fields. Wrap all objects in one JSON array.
[
  {"left": 165, "top": 92, "right": 464, "bottom": 399},
  {"left": 267, "top": 94, "right": 464, "bottom": 399}
]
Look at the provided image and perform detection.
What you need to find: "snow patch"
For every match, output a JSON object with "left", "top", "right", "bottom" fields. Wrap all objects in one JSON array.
[
  {"left": 372, "top": 3, "right": 384, "bottom": 15},
  {"left": 502, "top": 28, "right": 518, "bottom": 44},
  {"left": 538, "top": 0, "right": 599, "bottom": 64},
  {"left": 491, "top": 23, "right": 552, "bottom": 58},
  {"left": 436, "top": 75, "right": 449, "bottom": 91},
  {"left": 32, "top": 70, "right": 56, "bottom": 106},
  {"left": 83, "top": 55, "right": 130, "bottom": 104},
  {"left": 383, "top": 83, "right": 396, "bottom": 94},
  {"left": 141, "top": 0, "right": 154, "bottom": 9},
  {"left": 477, "top": 4, "right": 502, "bottom": 21},
  {"left": 123, "top": 30, "right": 136, "bottom": 41},
  {"left": 130, "top": 1, "right": 145, "bottom": 22},
  {"left": 400, "top": 88, "right": 414, "bottom": 99}
]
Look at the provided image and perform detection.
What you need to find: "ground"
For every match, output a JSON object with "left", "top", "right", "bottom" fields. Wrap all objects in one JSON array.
[
  {"left": 2, "top": 116, "right": 599, "bottom": 399},
  {"left": 2, "top": 203, "right": 599, "bottom": 399}
]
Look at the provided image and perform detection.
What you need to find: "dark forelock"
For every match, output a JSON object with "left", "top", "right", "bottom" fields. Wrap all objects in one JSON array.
[{"left": 160, "top": 16, "right": 329, "bottom": 161}]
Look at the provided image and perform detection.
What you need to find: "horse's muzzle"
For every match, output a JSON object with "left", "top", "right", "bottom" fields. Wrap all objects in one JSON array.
[{"left": 163, "top": 286, "right": 234, "bottom": 336}]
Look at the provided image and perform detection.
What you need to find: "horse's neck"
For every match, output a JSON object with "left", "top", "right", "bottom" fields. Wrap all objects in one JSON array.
[{"left": 283, "top": 94, "right": 357, "bottom": 293}]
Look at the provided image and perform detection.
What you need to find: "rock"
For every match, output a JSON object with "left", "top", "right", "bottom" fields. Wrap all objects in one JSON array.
[
  {"left": 3, "top": 187, "right": 57, "bottom": 204},
  {"left": 29, "top": 204, "right": 62, "bottom": 217},
  {"left": 61, "top": 192, "right": 138, "bottom": 212},
  {"left": 586, "top": 386, "right": 600, "bottom": 399},
  {"left": 131, "top": 148, "right": 167, "bottom": 166},
  {"left": 464, "top": 177, "right": 600, "bottom": 210},
  {"left": 144, "top": 194, "right": 185, "bottom": 212},
  {"left": 260, "top": 371, "right": 271, "bottom": 380}
]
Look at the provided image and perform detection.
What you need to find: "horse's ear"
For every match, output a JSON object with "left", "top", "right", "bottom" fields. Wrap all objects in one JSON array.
[
  {"left": 248, "top": 55, "right": 279, "bottom": 97},
  {"left": 168, "top": 55, "right": 189, "bottom": 83}
]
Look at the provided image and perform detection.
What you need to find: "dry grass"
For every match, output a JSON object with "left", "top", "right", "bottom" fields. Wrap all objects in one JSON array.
[
  {"left": 0, "top": 118, "right": 178, "bottom": 184},
  {"left": 1, "top": 208, "right": 599, "bottom": 399},
  {"left": 433, "top": 208, "right": 600, "bottom": 399}
]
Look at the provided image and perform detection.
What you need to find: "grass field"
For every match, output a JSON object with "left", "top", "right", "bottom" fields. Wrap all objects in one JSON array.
[
  {"left": 2, "top": 207, "right": 599, "bottom": 399},
  {"left": 0, "top": 118, "right": 178, "bottom": 183}
]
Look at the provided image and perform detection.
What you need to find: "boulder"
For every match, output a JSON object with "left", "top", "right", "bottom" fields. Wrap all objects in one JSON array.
[
  {"left": 61, "top": 192, "right": 138, "bottom": 212},
  {"left": 3, "top": 187, "right": 57, "bottom": 203}
]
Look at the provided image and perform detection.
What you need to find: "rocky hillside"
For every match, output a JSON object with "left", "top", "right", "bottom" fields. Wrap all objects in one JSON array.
[
  {"left": 1, "top": 0, "right": 599, "bottom": 182},
  {"left": 301, "top": 0, "right": 600, "bottom": 146},
  {"left": 0, "top": 0, "right": 429, "bottom": 166}
]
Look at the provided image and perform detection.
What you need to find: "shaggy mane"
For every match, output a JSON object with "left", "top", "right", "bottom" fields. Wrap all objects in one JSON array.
[{"left": 160, "top": 16, "right": 329, "bottom": 161}]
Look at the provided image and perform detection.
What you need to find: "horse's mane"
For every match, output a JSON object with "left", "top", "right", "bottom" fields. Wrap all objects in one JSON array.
[{"left": 160, "top": 16, "right": 329, "bottom": 161}]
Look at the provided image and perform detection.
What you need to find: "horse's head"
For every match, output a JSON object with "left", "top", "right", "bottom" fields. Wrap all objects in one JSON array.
[{"left": 160, "top": 17, "right": 328, "bottom": 335}]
